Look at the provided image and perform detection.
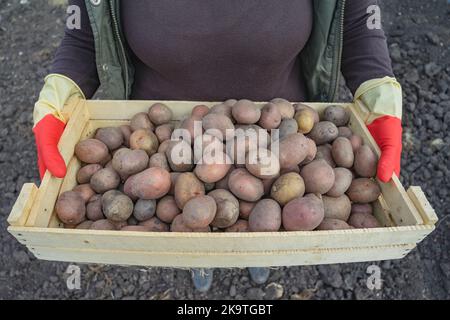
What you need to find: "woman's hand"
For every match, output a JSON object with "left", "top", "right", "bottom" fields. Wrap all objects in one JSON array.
[
  {"left": 354, "top": 77, "right": 403, "bottom": 183},
  {"left": 33, "top": 74, "right": 85, "bottom": 179}
]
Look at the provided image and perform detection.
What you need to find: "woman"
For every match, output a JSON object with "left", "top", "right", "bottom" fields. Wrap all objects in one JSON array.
[{"left": 33, "top": 0, "right": 402, "bottom": 292}]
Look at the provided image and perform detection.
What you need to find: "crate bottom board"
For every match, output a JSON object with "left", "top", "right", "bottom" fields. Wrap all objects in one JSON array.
[{"left": 27, "top": 244, "right": 416, "bottom": 268}]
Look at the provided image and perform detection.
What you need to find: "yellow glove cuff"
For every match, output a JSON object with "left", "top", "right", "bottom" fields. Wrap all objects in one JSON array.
[
  {"left": 354, "top": 76, "right": 402, "bottom": 124},
  {"left": 33, "top": 74, "right": 85, "bottom": 127}
]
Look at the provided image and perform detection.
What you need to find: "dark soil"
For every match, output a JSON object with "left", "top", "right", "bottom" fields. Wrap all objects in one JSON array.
[{"left": 0, "top": 0, "right": 448, "bottom": 300}]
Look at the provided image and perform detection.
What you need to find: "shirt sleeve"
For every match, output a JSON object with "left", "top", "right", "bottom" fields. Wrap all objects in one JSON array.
[
  {"left": 341, "top": 0, "right": 394, "bottom": 95},
  {"left": 50, "top": 0, "right": 99, "bottom": 98}
]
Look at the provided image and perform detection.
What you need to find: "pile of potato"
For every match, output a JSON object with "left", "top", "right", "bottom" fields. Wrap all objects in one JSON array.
[{"left": 55, "top": 99, "right": 381, "bottom": 232}]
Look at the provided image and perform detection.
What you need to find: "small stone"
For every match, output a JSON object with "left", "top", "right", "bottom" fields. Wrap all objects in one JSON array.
[
  {"left": 13, "top": 250, "right": 30, "bottom": 264},
  {"left": 290, "top": 289, "right": 315, "bottom": 300},
  {"left": 246, "top": 287, "right": 265, "bottom": 300},
  {"left": 318, "top": 265, "right": 343, "bottom": 288},
  {"left": 49, "top": 276, "right": 59, "bottom": 283},
  {"left": 424, "top": 62, "right": 442, "bottom": 77},
  {"left": 426, "top": 32, "right": 440, "bottom": 46},
  {"left": 264, "top": 283, "right": 284, "bottom": 300},
  {"left": 389, "top": 43, "right": 402, "bottom": 63},
  {"left": 405, "top": 69, "right": 419, "bottom": 83},
  {"left": 229, "top": 285, "right": 236, "bottom": 297}
]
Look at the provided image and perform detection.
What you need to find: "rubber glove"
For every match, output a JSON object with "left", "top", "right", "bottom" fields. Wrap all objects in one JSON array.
[
  {"left": 354, "top": 76, "right": 402, "bottom": 183},
  {"left": 33, "top": 74, "right": 85, "bottom": 179}
]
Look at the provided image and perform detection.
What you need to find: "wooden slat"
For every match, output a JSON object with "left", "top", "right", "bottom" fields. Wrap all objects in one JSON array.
[
  {"left": 372, "top": 195, "right": 396, "bottom": 227},
  {"left": 28, "top": 243, "right": 415, "bottom": 268},
  {"left": 8, "top": 224, "right": 433, "bottom": 252},
  {"left": 7, "top": 183, "right": 39, "bottom": 227},
  {"left": 25, "top": 99, "right": 90, "bottom": 227},
  {"left": 407, "top": 186, "right": 438, "bottom": 225},
  {"left": 348, "top": 103, "right": 424, "bottom": 226}
]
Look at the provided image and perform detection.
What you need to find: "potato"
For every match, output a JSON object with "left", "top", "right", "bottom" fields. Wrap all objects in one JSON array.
[
  {"left": 155, "top": 124, "right": 173, "bottom": 143},
  {"left": 99, "top": 153, "right": 112, "bottom": 167},
  {"left": 149, "top": 152, "right": 170, "bottom": 171},
  {"left": 148, "top": 102, "right": 172, "bottom": 125},
  {"left": 349, "top": 134, "right": 363, "bottom": 152},
  {"left": 72, "top": 184, "right": 95, "bottom": 203},
  {"left": 316, "top": 218, "right": 352, "bottom": 230},
  {"left": 182, "top": 195, "right": 217, "bottom": 228},
  {"left": 76, "top": 164, "right": 102, "bottom": 184},
  {"left": 191, "top": 104, "right": 210, "bottom": 119},
  {"left": 174, "top": 172, "right": 205, "bottom": 208},
  {"left": 315, "top": 144, "right": 336, "bottom": 168},
  {"left": 228, "top": 168, "right": 264, "bottom": 202},
  {"left": 258, "top": 102, "right": 281, "bottom": 130},
  {"left": 331, "top": 137, "right": 354, "bottom": 168},
  {"left": 232, "top": 99, "right": 261, "bottom": 124},
  {"left": 300, "top": 138, "right": 317, "bottom": 165},
  {"left": 193, "top": 134, "right": 224, "bottom": 162},
  {"left": 224, "top": 99, "right": 237, "bottom": 106},
  {"left": 127, "top": 216, "right": 139, "bottom": 225},
  {"left": 245, "top": 148, "right": 280, "bottom": 179},
  {"left": 248, "top": 199, "right": 281, "bottom": 232},
  {"left": 346, "top": 178, "right": 381, "bottom": 203},
  {"left": 295, "top": 108, "right": 316, "bottom": 134},
  {"left": 308, "top": 121, "right": 339, "bottom": 145},
  {"left": 354, "top": 145, "right": 377, "bottom": 178},
  {"left": 158, "top": 140, "right": 172, "bottom": 154},
  {"left": 130, "top": 112, "right": 154, "bottom": 131},
  {"left": 348, "top": 213, "right": 380, "bottom": 228},
  {"left": 209, "top": 103, "right": 233, "bottom": 119},
  {"left": 194, "top": 151, "right": 232, "bottom": 183},
  {"left": 55, "top": 191, "right": 86, "bottom": 225},
  {"left": 102, "top": 190, "right": 134, "bottom": 222},
  {"left": 90, "top": 167, "right": 121, "bottom": 193},
  {"left": 270, "top": 98, "right": 295, "bottom": 119},
  {"left": 323, "top": 105, "right": 349, "bottom": 126},
  {"left": 122, "top": 175, "right": 138, "bottom": 201},
  {"left": 170, "top": 214, "right": 210, "bottom": 232},
  {"left": 75, "top": 139, "right": 109, "bottom": 164},
  {"left": 278, "top": 133, "right": 309, "bottom": 168},
  {"left": 86, "top": 194, "right": 104, "bottom": 221},
  {"left": 278, "top": 118, "right": 298, "bottom": 140},
  {"left": 228, "top": 125, "right": 270, "bottom": 163},
  {"left": 338, "top": 126, "right": 353, "bottom": 138},
  {"left": 90, "top": 219, "right": 116, "bottom": 230},
  {"left": 129, "top": 167, "right": 171, "bottom": 200},
  {"left": 239, "top": 201, "right": 256, "bottom": 219},
  {"left": 208, "top": 189, "right": 239, "bottom": 228},
  {"left": 179, "top": 116, "right": 203, "bottom": 142},
  {"left": 300, "top": 159, "right": 335, "bottom": 194},
  {"left": 165, "top": 140, "right": 194, "bottom": 172},
  {"left": 156, "top": 195, "right": 181, "bottom": 223},
  {"left": 203, "top": 113, "right": 235, "bottom": 141},
  {"left": 121, "top": 225, "right": 149, "bottom": 232},
  {"left": 112, "top": 148, "right": 149, "bottom": 178},
  {"left": 294, "top": 103, "right": 320, "bottom": 123},
  {"left": 270, "top": 172, "right": 305, "bottom": 206},
  {"left": 282, "top": 194, "right": 324, "bottom": 231},
  {"left": 326, "top": 167, "right": 353, "bottom": 197},
  {"left": 110, "top": 220, "right": 128, "bottom": 230},
  {"left": 351, "top": 203, "right": 373, "bottom": 215},
  {"left": 95, "top": 127, "right": 124, "bottom": 151},
  {"left": 139, "top": 217, "right": 170, "bottom": 232},
  {"left": 76, "top": 220, "right": 93, "bottom": 230},
  {"left": 133, "top": 199, "right": 156, "bottom": 221},
  {"left": 322, "top": 195, "right": 352, "bottom": 221},
  {"left": 225, "top": 219, "right": 249, "bottom": 232},
  {"left": 169, "top": 172, "right": 181, "bottom": 195},
  {"left": 130, "top": 129, "right": 159, "bottom": 156},
  {"left": 119, "top": 125, "right": 132, "bottom": 147}
]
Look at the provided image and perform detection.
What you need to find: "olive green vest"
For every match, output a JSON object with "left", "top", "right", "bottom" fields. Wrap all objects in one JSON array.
[{"left": 84, "top": 0, "right": 345, "bottom": 102}]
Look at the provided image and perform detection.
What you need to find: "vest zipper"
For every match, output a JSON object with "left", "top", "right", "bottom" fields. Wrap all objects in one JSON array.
[
  {"left": 109, "top": 0, "right": 129, "bottom": 98},
  {"left": 330, "top": 0, "right": 346, "bottom": 101}
]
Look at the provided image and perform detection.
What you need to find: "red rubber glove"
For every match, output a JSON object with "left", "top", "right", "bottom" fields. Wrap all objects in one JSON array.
[
  {"left": 33, "top": 114, "right": 67, "bottom": 179},
  {"left": 367, "top": 115, "right": 402, "bottom": 183}
]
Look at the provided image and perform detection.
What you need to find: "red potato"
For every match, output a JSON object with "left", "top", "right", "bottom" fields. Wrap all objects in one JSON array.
[
  {"left": 102, "top": 190, "right": 134, "bottom": 222},
  {"left": 112, "top": 148, "right": 149, "bottom": 178},
  {"left": 209, "top": 103, "right": 233, "bottom": 119},
  {"left": 346, "top": 178, "right": 381, "bottom": 203},
  {"left": 165, "top": 140, "right": 194, "bottom": 172},
  {"left": 168, "top": 172, "right": 181, "bottom": 195},
  {"left": 278, "top": 133, "right": 309, "bottom": 168},
  {"left": 300, "top": 159, "right": 335, "bottom": 194},
  {"left": 194, "top": 151, "right": 232, "bottom": 183},
  {"left": 202, "top": 113, "right": 235, "bottom": 141},
  {"left": 158, "top": 140, "right": 172, "bottom": 154},
  {"left": 182, "top": 195, "right": 217, "bottom": 229},
  {"left": 119, "top": 125, "right": 132, "bottom": 147},
  {"left": 270, "top": 98, "right": 295, "bottom": 119},
  {"left": 338, "top": 127, "right": 353, "bottom": 138},
  {"left": 282, "top": 194, "right": 324, "bottom": 231},
  {"left": 191, "top": 104, "right": 210, "bottom": 119},
  {"left": 156, "top": 195, "right": 181, "bottom": 223},
  {"left": 331, "top": 137, "right": 354, "bottom": 168},
  {"left": 248, "top": 199, "right": 282, "bottom": 232},
  {"left": 149, "top": 152, "right": 170, "bottom": 171},
  {"left": 228, "top": 168, "right": 264, "bottom": 202},
  {"left": 133, "top": 199, "right": 156, "bottom": 221},
  {"left": 232, "top": 99, "right": 261, "bottom": 124},
  {"left": 258, "top": 102, "right": 281, "bottom": 130},
  {"left": 316, "top": 218, "right": 352, "bottom": 230},
  {"left": 139, "top": 217, "right": 170, "bottom": 232},
  {"left": 76, "top": 220, "right": 93, "bottom": 230},
  {"left": 315, "top": 144, "right": 336, "bottom": 168},
  {"left": 326, "top": 167, "right": 353, "bottom": 197},
  {"left": 307, "top": 121, "right": 339, "bottom": 145},
  {"left": 76, "top": 164, "right": 103, "bottom": 184},
  {"left": 239, "top": 201, "right": 256, "bottom": 219},
  {"left": 174, "top": 172, "right": 205, "bottom": 208},
  {"left": 95, "top": 127, "right": 124, "bottom": 151},
  {"left": 208, "top": 189, "right": 239, "bottom": 228},
  {"left": 354, "top": 145, "right": 378, "bottom": 178},
  {"left": 300, "top": 138, "right": 317, "bottom": 165},
  {"left": 90, "top": 219, "right": 116, "bottom": 230},
  {"left": 170, "top": 214, "right": 210, "bottom": 232},
  {"left": 215, "top": 165, "right": 235, "bottom": 190},
  {"left": 225, "top": 219, "right": 249, "bottom": 232},
  {"left": 179, "top": 116, "right": 203, "bottom": 142},
  {"left": 323, "top": 105, "right": 350, "bottom": 127},
  {"left": 322, "top": 195, "right": 352, "bottom": 221},
  {"left": 90, "top": 168, "right": 121, "bottom": 194},
  {"left": 349, "top": 134, "right": 363, "bottom": 152},
  {"left": 129, "top": 129, "right": 159, "bottom": 156},
  {"left": 86, "top": 194, "right": 104, "bottom": 221},
  {"left": 351, "top": 203, "right": 373, "bottom": 215},
  {"left": 245, "top": 148, "right": 280, "bottom": 179},
  {"left": 155, "top": 124, "right": 173, "bottom": 143},
  {"left": 348, "top": 213, "right": 380, "bottom": 228},
  {"left": 55, "top": 191, "right": 86, "bottom": 225},
  {"left": 130, "top": 112, "right": 154, "bottom": 131},
  {"left": 129, "top": 167, "right": 171, "bottom": 200},
  {"left": 193, "top": 134, "right": 224, "bottom": 162},
  {"left": 75, "top": 139, "right": 109, "bottom": 164},
  {"left": 148, "top": 102, "right": 172, "bottom": 125},
  {"left": 72, "top": 184, "right": 95, "bottom": 203}
]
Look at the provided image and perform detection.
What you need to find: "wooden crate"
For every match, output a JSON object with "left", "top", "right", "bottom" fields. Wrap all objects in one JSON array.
[{"left": 7, "top": 98, "right": 438, "bottom": 268}]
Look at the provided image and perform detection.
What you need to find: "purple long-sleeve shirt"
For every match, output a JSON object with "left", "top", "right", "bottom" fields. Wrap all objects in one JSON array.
[{"left": 51, "top": 0, "right": 394, "bottom": 101}]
